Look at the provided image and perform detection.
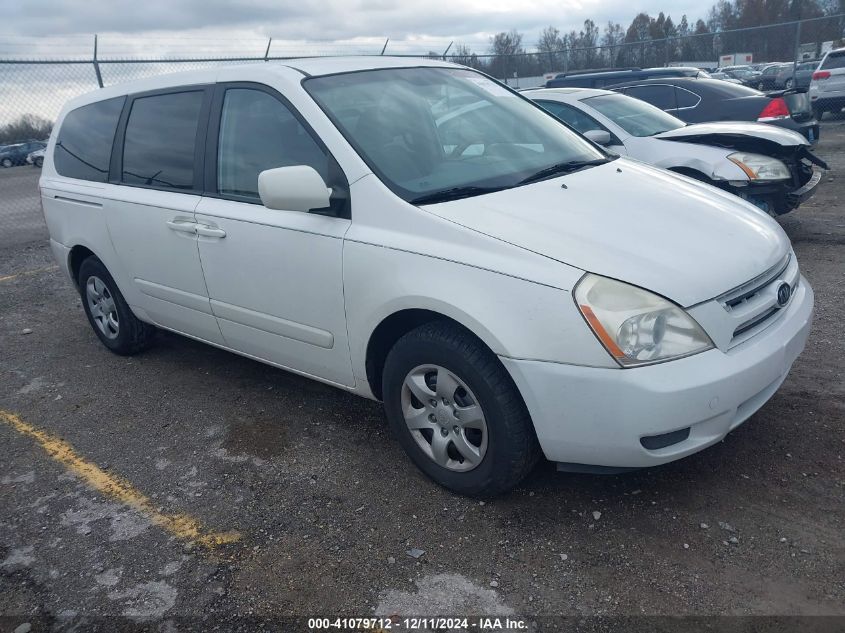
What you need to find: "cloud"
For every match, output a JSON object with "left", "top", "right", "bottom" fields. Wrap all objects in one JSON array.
[{"left": 3, "top": 0, "right": 707, "bottom": 54}]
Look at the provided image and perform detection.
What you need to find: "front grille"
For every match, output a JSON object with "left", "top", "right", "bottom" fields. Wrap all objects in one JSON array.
[{"left": 718, "top": 253, "right": 800, "bottom": 348}]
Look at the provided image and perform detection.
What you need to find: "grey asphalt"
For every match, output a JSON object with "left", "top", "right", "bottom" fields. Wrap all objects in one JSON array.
[{"left": 0, "top": 166, "right": 47, "bottom": 248}]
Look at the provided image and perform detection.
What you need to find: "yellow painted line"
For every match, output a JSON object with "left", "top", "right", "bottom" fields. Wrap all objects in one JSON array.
[
  {"left": 0, "top": 265, "right": 59, "bottom": 283},
  {"left": 0, "top": 410, "right": 240, "bottom": 549}
]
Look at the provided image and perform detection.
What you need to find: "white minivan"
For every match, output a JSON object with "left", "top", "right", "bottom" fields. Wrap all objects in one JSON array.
[{"left": 41, "top": 58, "right": 813, "bottom": 496}]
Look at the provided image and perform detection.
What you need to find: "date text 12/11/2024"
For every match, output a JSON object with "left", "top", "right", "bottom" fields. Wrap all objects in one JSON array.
[{"left": 307, "top": 617, "right": 529, "bottom": 631}]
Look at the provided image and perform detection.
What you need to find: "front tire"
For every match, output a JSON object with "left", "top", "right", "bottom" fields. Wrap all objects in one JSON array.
[
  {"left": 382, "top": 321, "right": 539, "bottom": 497},
  {"left": 78, "top": 257, "right": 156, "bottom": 355},
  {"left": 34, "top": 156, "right": 43, "bottom": 168}
]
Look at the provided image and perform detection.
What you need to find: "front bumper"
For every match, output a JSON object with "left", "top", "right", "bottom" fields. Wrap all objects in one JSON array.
[
  {"left": 787, "top": 168, "right": 823, "bottom": 208},
  {"left": 501, "top": 277, "right": 813, "bottom": 469},
  {"left": 733, "top": 167, "right": 823, "bottom": 214}
]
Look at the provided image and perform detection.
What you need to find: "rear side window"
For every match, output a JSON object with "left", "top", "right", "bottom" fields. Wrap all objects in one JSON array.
[
  {"left": 55, "top": 97, "right": 124, "bottom": 182},
  {"left": 822, "top": 53, "right": 845, "bottom": 70},
  {"left": 675, "top": 88, "right": 700, "bottom": 108},
  {"left": 216, "top": 88, "right": 328, "bottom": 199},
  {"left": 121, "top": 91, "right": 204, "bottom": 190},
  {"left": 623, "top": 85, "right": 677, "bottom": 111}
]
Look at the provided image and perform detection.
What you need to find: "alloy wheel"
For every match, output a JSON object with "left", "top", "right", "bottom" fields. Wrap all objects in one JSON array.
[
  {"left": 86, "top": 275, "right": 120, "bottom": 339},
  {"left": 400, "top": 364, "right": 488, "bottom": 472}
]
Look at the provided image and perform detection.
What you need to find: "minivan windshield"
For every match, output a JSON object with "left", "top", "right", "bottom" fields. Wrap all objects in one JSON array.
[
  {"left": 304, "top": 67, "right": 608, "bottom": 203},
  {"left": 585, "top": 93, "right": 685, "bottom": 137}
]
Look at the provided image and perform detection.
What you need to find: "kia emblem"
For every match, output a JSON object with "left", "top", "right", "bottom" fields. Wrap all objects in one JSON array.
[{"left": 776, "top": 282, "right": 791, "bottom": 307}]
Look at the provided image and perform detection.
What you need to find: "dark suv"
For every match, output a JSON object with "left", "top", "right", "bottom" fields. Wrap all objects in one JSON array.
[
  {"left": 545, "top": 66, "right": 707, "bottom": 89},
  {"left": 0, "top": 140, "right": 47, "bottom": 168}
]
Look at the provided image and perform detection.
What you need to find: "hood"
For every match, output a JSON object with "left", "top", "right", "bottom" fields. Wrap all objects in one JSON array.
[
  {"left": 421, "top": 159, "right": 790, "bottom": 307},
  {"left": 654, "top": 121, "right": 809, "bottom": 148}
]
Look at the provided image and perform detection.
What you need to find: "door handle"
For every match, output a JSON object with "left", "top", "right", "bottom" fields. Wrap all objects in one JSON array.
[
  {"left": 196, "top": 224, "right": 226, "bottom": 238},
  {"left": 166, "top": 219, "right": 197, "bottom": 234}
]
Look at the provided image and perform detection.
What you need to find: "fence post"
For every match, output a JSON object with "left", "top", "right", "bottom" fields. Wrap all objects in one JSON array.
[
  {"left": 92, "top": 34, "right": 104, "bottom": 88},
  {"left": 792, "top": 20, "right": 802, "bottom": 85},
  {"left": 380, "top": 39, "right": 389, "bottom": 55},
  {"left": 264, "top": 38, "right": 272, "bottom": 61}
]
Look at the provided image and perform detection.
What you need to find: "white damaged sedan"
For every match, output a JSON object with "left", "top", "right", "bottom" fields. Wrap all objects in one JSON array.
[{"left": 526, "top": 87, "right": 827, "bottom": 215}]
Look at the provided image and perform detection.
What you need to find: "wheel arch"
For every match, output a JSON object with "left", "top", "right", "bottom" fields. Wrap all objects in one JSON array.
[
  {"left": 365, "top": 307, "right": 505, "bottom": 401},
  {"left": 667, "top": 165, "right": 714, "bottom": 183},
  {"left": 68, "top": 244, "right": 98, "bottom": 289}
]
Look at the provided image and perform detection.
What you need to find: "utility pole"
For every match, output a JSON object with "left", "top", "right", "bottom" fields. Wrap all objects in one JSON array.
[{"left": 792, "top": 0, "right": 802, "bottom": 87}]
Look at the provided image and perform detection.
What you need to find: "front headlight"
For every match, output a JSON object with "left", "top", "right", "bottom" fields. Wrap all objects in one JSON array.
[
  {"left": 727, "top": 152, "right": 791, "bottom": 181},
  {"left": 574, "top": 274, "right": 714, "bottom": 367}
]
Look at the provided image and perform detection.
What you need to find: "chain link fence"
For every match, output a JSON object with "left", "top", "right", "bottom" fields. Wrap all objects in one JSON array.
[{"left": 1, "top": 15, "right": 844, "bottom": 247}]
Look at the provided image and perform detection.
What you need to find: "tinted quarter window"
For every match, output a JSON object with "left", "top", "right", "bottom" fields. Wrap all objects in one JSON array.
[
  {"left": 122, "top": 91, "right": 204, "bottom": 190},
  {"left": 55, "top": 97, "right": 124, "bottom": 182},
  {"left": 675, "top": 88, "right": 700, "bottom": 108},
  {"left": 217, "top": 88, "right": 328, "bottom": 199},
  {"left": 624, "top": 85, "right": 677, "bottom": 111}
]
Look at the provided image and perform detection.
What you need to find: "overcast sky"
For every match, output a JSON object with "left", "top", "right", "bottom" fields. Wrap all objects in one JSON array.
[{"left": 3, "top": 0, "right": 707, "bottom": 57}]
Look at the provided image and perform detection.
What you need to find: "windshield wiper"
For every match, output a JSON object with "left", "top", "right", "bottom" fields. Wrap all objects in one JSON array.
[
  {"left": 409, "top": 185, "right": 507, "bottom": 205},
  {"left": 518, "top": 157, "right": 615, "bottom": 185}
]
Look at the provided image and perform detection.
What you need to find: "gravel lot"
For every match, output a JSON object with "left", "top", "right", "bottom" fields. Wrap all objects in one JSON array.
[{"left": 0, "top": 124, "right": 843, "bottom": 631}]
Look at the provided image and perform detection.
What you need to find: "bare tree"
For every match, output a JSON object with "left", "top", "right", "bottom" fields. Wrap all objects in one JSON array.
[
  {"left": 0, "top": 114, "right": 52, "bottom": 145},
  {"left": 489, "top": 30, "right": 524, "bottom": 79},
  {"left": 602, "top": 22, "right": 625, "bottom": 67},
  {"left": 537, "top": 26, "right": 564, "bottom": 72}
]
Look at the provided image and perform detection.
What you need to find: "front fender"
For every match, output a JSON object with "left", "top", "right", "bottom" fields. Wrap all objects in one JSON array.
[
  {"left": 343, "top": 241, "right": 618, "bottom": 393},
  {"left": 651, "top": 145, "right": 749, "bottom": 181}
]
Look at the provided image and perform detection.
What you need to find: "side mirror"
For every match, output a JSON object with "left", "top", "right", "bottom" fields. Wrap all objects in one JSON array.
[
  {"left": 584, "top": 129, "right": 612, "bottom": 145},
  {"left": 258, "top": 165, "right": 332, "bottom": 212}
]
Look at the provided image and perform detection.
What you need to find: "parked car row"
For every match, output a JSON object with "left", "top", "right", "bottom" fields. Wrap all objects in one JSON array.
[
  {"left": 40, "top": 58, "right": 817, "bottom": 496},
  {"left": 543, "top": 53, "right": 845, "bottom": 138},
  {"left": 0, "top": 139, "right": 46, "bottom": 168}
]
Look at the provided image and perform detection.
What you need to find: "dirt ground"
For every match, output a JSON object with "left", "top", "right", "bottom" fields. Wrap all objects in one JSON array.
[{"left": 0, "top": 123, "right": 843, "bottom": 632}]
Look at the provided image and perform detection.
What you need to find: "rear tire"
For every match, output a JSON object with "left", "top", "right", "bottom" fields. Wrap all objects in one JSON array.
[
  {"left": 78, "top": 257, "right": 156, "bottom": 355},
  {"left": 382, "top": 321, "right": 540, "bottom": 497},
  {"left": 1, "top": 158, "right": 11, "bottom": 168}
]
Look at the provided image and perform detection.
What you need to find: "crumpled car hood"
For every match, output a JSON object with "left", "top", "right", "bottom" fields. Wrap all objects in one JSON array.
[{"left": 653, "top": 121, "right": 809, "bottom": 147}]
